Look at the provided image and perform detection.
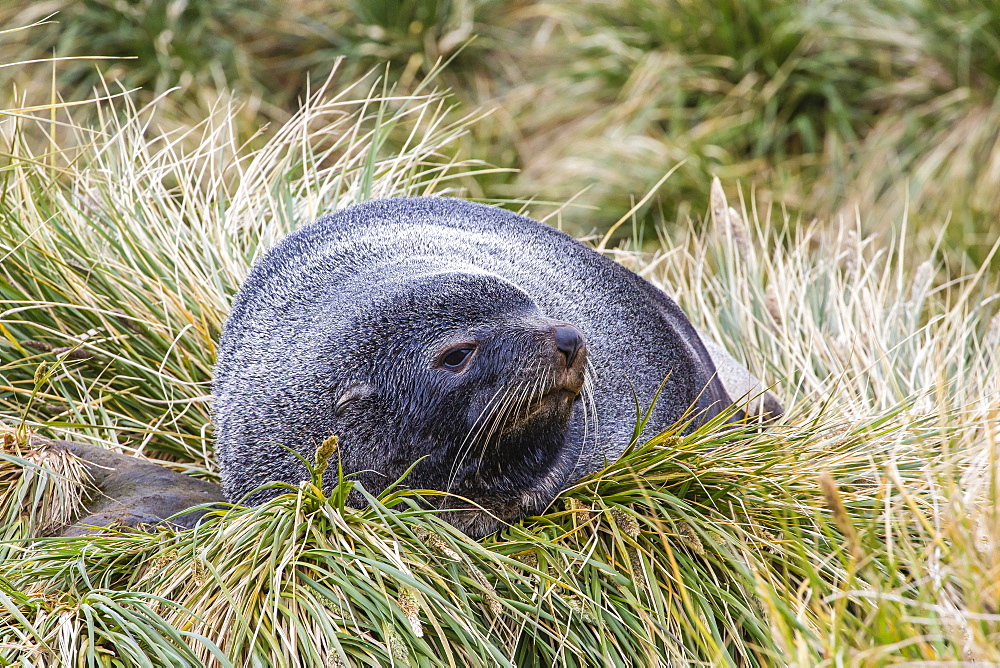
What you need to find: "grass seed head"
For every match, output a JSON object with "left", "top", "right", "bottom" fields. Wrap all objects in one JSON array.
[
  {"left": 677, "top": 522, "right": 706, "bottom": 557},
  {"left": 315, "top": 434, "right": 339, "bottom": 479},
  {"left": 190, "top": 555, "right": 208, "bottom": 588},
  {"left": 611, "top": 507, "right": 641, "bottom": 539},
  {"left": 466, "top": 562, "right": 503, "bottom": 617},
  {"left": 565, "top": 595, "right": 598, "bottom": 624},
  {"left": 819, "top": 472, "right": 863, "bottom": 564},
  {"left": 566, "top": 497, "right": 595, "bottom": 523},
  {"left": 386, "top": 627, "right": 410, "bottom": 664},
  {"left": 513, "top": 550, "right": 538, "bottom": 570},
  {"left": 324, "top": 651, "right": 346, "bottom": 668},
  {"left": 397, "top": 586, "right": 423, "bottom": 638},
  {"left": 413, "top": 526, "right": 462, "bottom": 560}
]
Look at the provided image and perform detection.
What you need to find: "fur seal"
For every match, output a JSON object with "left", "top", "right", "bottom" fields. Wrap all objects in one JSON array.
[{"left": 213, "top": 196, "right": 780, "bottom": 536}]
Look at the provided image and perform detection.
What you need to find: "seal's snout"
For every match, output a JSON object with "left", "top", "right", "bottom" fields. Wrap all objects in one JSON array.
[{"left": 552, "top": 324, "right": 586, "bottom": 368}]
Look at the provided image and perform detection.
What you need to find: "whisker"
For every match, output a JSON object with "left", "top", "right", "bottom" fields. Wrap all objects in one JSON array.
[
  {"left": 474, "top": 358, "right": 544, "bottom": 476},
  {"left": 472, "top": 379, "right": 530, "bottom": 478},
  {"left": 447, "top": 383, "right": 515, "bottom": 491},
  {"left": 455, "top": 357, "right": 540, "bottom": 485},
  {"left": 573, "top": 360, "right": 600, "bottom": 474}
]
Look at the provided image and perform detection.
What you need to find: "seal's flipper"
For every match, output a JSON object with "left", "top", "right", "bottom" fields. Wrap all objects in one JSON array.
[
  {"left": 57, "top": 441, "right": 225, "bottom": 536},
  {"left": 694, "top": 330, "right": 784, "bottom": 421}
]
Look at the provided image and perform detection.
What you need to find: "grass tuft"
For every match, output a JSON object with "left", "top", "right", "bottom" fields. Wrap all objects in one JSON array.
[
  {"left": 5, "top": 2, "right": 1000, "bottom": 262},
  {"left": 0, "top": 430, "right": 91, "bottom": 546}
]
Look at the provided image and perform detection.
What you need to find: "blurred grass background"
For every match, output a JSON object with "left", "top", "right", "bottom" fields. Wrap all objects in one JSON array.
[{"left": 2, "top": 0, "right": 997, "bottom": 265}]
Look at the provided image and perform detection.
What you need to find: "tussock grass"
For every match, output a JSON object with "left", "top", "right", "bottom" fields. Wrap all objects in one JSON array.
[
  {"left": 4, "top": 2, "right": 1000, "bottom": 263},
  {"left": 1, "top": 70, "right": 998, "bottom": 664},
  {"left": 0, "top": 431, "right": 90, "bottom": 547}
]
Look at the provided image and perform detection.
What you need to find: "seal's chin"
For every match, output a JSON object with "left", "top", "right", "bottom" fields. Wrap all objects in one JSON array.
[
  {"left": 437, "top": 463, "right": 571, "bottom": 538},
  {"left": 438, "top": 491, "right": 557, "bottom": 538}
]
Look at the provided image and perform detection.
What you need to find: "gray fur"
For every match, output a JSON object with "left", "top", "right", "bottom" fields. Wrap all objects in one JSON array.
[{"left": 213, "top": 196, "right": 773, "bottom": 532}]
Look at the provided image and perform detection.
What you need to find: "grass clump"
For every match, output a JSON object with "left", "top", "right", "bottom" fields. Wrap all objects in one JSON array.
[
  {"left": 1, "top": 69, "right": 998, "bottom": 663},
  {"left": 0, "top": 431, "right": 91, "bottom": 547},
  {"left": 0, "top": 416, "right": 934, "bottom": 665}
]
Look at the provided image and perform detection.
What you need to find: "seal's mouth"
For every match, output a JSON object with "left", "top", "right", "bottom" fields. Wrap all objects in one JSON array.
[
  {"left": 521, "top": 386, "right": 579, "bottom": 421},
  {"left": 519, "top": 342, "right": 588, "bottom": 420},
  {"left": 436, "top": 481, "right": 565, "bottom": 538}
]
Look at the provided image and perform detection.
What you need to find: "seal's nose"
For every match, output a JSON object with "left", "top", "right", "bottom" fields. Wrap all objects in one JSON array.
[{"left": 552, "top": 324, "right": 585, "bottom": 367}]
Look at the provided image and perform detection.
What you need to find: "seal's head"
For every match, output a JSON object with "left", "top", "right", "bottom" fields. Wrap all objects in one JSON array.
[{"left": 329, "top": 269, "right": 590, "bottom": 537}]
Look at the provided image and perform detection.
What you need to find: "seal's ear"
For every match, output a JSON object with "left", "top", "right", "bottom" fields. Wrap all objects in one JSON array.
[{"left": 334, "top": 384, "right": 375, "bottom": 415}]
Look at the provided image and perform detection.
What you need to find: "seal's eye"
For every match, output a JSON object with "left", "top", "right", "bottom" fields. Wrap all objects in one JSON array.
[{"left": 439, "top": 345, "right": 476, "bottom": 371}]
